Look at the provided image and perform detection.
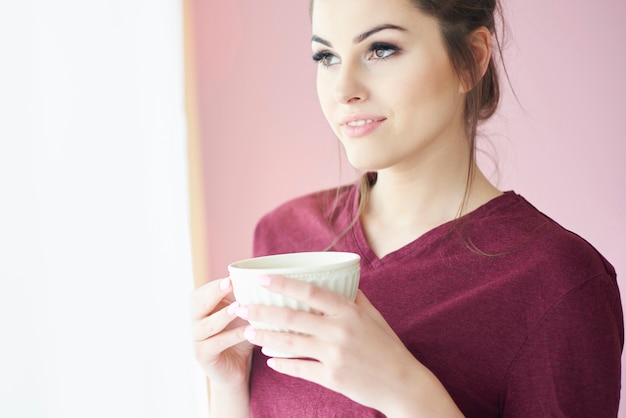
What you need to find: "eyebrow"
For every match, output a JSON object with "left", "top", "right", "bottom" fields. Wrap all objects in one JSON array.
[{"left": 311, "top": 24, "right": 407, "bottom": 48}]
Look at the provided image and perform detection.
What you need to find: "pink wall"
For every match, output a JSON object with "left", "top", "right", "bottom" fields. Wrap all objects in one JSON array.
[
  {"left": 194, "top": 1, "right": 626, "bottom": 412},
  {"left": 193, "top": 0, "right": 357, "bottom": 276}
]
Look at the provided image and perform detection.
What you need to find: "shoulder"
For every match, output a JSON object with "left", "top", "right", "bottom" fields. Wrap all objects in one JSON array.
[
  {"left": 467, "top": 192, "right": 619, "bottom": 303},
  {"left": 253, "top": 184, "right": 357, "bottom": 256},
  {"left": 498, "top": 197, "right": 624, "bottom": 413},
  {"left": 470, "top": 192, "right": 616, "bottom": 284},
  {"left": 520, "top": 194, "right": 614, "bottom": 280},
  {"left": 479, "top": 195, "right": 623, "bottom": 412}
]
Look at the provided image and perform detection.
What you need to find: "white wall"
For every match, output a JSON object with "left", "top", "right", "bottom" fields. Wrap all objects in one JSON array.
[{"left": 0, "top": 1, "right": 207, "bottom": 417}]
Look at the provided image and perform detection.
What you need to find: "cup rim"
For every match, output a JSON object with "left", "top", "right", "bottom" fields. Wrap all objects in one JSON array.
[{"left": 228, "top": 251, "right": 360, "bottom": 275}]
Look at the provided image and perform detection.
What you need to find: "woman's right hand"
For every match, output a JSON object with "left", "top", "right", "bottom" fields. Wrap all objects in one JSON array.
[{"left": 191, "top": 277, "right": 253, "bottom": 389}]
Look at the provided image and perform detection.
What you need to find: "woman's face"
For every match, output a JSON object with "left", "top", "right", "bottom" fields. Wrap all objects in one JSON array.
[{"left": 312, "top": 0, "right": 466, "bottom": 173}]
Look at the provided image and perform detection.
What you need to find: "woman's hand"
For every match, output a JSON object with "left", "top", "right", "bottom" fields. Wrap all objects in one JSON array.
[
  {"left": 236, "top": 276, "right": 463, "bottom": 417},
  {"left": 191, "top": 277, "right": 253, "bottom": 389}
]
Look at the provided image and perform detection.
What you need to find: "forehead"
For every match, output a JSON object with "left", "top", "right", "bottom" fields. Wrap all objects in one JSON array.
[{"left": 311, "top": 0, "right": 420, "bottom": 36}]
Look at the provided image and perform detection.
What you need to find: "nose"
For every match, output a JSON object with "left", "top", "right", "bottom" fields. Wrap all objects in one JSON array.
[{"left": 332, "top": 62, "right": 368, "bottom": 104}]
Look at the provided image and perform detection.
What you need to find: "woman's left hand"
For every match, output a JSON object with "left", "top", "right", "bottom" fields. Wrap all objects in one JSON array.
[{"left": 235, "top": 275, "right": 462, "bottom": 417}]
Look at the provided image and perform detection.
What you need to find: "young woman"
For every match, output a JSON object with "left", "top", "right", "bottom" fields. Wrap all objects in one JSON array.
[{"left": 191, "top": 0, "right": 623, "bottom": 416}]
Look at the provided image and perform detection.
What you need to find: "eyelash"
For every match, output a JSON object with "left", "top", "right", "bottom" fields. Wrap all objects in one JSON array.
[
  {"left": 312, "top": 42, "right": 401, "bottom": 68},
  {"left": 311, "top": 51, "right": 336, "bottom": 68}
]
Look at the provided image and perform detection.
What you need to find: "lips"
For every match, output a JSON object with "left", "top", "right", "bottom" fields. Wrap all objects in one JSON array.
[{"left": 339, "top": 115, "right": 386, "bottom": 138}]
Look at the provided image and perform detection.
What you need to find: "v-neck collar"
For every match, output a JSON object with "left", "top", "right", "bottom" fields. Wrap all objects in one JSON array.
[{"left": 346, "top": 188, "right": 518, "bottom": 270}]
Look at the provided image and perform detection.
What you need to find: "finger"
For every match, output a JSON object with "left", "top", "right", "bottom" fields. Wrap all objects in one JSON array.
[
  {"left": 243, "top": 326, "right": 322, "bottom": 360},
  {"left": 237, "top": 303, "right": 326, "bottom": 336},
  {"left": 259, "top": 275, "right": 350, "bottom": 315},
  {"left": 266, "top": 356, "right": 326, "bottom": 386},
  {"left": 191, "top": 277, "right": 234, "bottom": 319},
  {"left": 193, "top": 300, "right": 240, "bottom": 341},
  {"left": 194, "top": 324, "right": 251, "bottom": 361}
]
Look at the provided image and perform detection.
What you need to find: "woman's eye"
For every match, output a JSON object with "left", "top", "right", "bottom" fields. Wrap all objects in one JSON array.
[
  {"left": 367, "top": 44, "right": 399, "bottom": 61},
  {"left": 374, "top": 48, "right": 391, "bottom": 58},
  {"left": 312, "top": 51, "right": 339, "bottom": 67}
]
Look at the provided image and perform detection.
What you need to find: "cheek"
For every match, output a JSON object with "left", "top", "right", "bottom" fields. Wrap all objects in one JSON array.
[{"left": 393, "top": 62, "right": 461, "bottom": 121}]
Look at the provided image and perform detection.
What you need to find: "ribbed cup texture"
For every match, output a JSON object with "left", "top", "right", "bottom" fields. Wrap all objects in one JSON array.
[
  {"left": 232, "top": 263, "right": 360, "bottom": 332},
  {"left": 228, "top": 253, "right": 361, "bottom": 348}
]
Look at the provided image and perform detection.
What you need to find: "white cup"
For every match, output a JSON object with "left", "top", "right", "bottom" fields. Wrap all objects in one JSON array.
[{"left": 228, "top": 251, "right": 361, "bottom": 357}]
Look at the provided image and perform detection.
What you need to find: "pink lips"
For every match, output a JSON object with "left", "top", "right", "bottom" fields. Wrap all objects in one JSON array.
[{"left": 340, "top": 115, "right": 386, "bottom": 138}]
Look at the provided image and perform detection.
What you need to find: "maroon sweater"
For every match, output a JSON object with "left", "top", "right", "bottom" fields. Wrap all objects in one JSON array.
[{"left": 249, "top": 187, "right": 623, "bottom": 417}]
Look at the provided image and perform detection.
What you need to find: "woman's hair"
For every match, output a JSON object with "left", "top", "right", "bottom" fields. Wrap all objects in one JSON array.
[
  {"left": 415, "top": 0, "right": 502, "bottom": 217},
  {"left": 312, "top": 0, "right": 506, "bottom": 248}
]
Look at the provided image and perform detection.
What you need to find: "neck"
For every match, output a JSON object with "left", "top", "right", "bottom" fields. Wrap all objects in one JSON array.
[
  {"left": 360, "top": 147, "right": 501, "bottom": 258},
  {"left": 368, "top": 135, "right": 492, "bottom": 218}
]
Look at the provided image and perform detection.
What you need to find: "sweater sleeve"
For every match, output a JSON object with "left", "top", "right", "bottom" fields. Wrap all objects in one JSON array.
[{"left": 501, "top": 274, "right": 623, "bottom": 417}]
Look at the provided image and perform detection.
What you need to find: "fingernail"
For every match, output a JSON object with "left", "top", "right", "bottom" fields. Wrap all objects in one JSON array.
[
  {"left": 235, "top": 306, "right": 249, "bottom": 319},
  {"left": 219, "top": 277, "right": 230, "bottom": 291},
  {"left": 267, "top": 358, "right": 277, "bottom": 369},
  {"left": 257, "top": 275, "right": 272, "bottom": 286},
  {"left": 244, "top": 326, "right": 256, "bottom": 341},
  {"left": 227, "top": 301, "right": 239, "bottom": 315}
]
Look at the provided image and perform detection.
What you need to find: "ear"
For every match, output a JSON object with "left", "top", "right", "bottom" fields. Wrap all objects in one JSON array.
[{"left": 460, "top": 27, "right": 492, "bottom": 93}]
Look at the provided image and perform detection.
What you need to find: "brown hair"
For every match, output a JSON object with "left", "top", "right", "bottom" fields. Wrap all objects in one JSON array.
[{"left": 414, "top": 0, "right": 503, "bottom": 217}]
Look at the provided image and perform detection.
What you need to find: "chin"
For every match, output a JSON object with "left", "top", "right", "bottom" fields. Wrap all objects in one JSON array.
[
  {"left": 340, "top": 137, "right": 394, "bottom": 172},
  {"left": 345, "top": 155, "right": 387, "bottom": 172}
]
